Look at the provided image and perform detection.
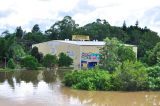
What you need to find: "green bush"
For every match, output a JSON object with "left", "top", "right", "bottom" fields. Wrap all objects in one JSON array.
[
  {"left": 63, "top": 69, "right": 112, "bottom": 91},
  {"left": 100, "top": 37, "right": 136, "bottom": 72},
  {"left": 58, "top": 52, "right": 73, "bottom": 67},
  {"left": 112, "top": 61, "right": 148, "bottom": 91},
  {"left": 7, "top": 58, "right": 16, "bottom": 69},
  {"left": 31, "top": 47, "right": 43, "bottom": 63},
  {"left": 64, "top": 61, "right": 160, "bottom": 91},
  {"left": 146, "top": 66, "right": 160, "bottom": 90},
  {"left": 43, "top": 54, "right": 57, "bottom": 69},
  {"left": 21, "top": 55, "right": 39, "bottom": 70}
]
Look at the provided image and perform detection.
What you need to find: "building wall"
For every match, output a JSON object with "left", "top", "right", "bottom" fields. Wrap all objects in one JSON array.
[
  {"left": 32, "top": 41, "right": 81, "bottom": 69},
  {"left": 80, "top": 45, "right": 103, "bottom": 68},
  {"left": 32, "top": 42, "right": 51, "bottom": 55},
  {"left": 132, "top": 46, "right": 138, "bottom": 58},
  {"left": 54, "top": 42, "right": 80, "bottom": 69},
  {"left": 32, "top": 40, "right": 137, "bottom": 69}
]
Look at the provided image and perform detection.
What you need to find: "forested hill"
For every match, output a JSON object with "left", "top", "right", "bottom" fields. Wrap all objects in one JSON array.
[{"left": 0, "top": 16, "right": 160, "bottom": 64}]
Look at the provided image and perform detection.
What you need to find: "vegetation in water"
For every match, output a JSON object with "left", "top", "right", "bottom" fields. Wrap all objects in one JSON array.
[
  {"left": 64, "top": 65, "right": 160, "bottom": 91},
  {"left": 21, "top": 55, "right": 39, "bottom": 70},
  {"left": 7, "top": 58, "right": 16, "bottom": 69},
  {"left": 58, "top": 52, "right": 73, "bottom": 67},
  {"left": 43, "top": 54, "right": 58, "bottom": 69},
  {"left": 111, "top": 61, "right": 148, "bottom": 91},
  {"left": 64, "top": 38, "right": 160, "bottom": 91},
  {"left": 146, "top": 66, "right": 160, "bottom": 90},
  {"left": 63, "top": 69, "right": 112, "bottom": 91}
]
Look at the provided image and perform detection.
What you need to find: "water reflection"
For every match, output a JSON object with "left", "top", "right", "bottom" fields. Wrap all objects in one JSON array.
[
  {"left": 0, "top": 72, "right": 15, "bottom": 89},
  {"left": 43, "top": 71, "right": 56, "bottom": 83},
  {"left": 61, "top": 88, "right": 160, "bottom": 106},
  {"left": 0, "top": 70, "right": 159, "bottom": 106},
  {"left": 0, "top": 70, "right": 57, "bottom": 89}
]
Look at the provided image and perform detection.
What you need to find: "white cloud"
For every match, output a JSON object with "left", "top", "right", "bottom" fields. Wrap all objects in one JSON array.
[{"left": 0, "top": 0, "right": 160, "bottom": 34}]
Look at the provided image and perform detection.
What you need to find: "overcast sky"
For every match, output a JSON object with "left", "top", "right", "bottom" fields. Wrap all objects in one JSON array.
[{"left": 0, "top": 0, "right": 160, "bottom": 34}]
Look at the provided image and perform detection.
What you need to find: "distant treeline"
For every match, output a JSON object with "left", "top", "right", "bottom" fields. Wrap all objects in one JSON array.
[{"left": 0, "top": 16, "right": 160, "bottom": 66}]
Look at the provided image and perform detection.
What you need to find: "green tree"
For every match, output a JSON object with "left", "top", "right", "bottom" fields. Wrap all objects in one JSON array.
[
  {"left": 100, "top": 37, "right": 121, "bottom": 72},
  {"left": 109, "top": 26, "right": 129, "bottom": 43},
  {"left": 7, "top": 58, "right": 16, "bottom": 69},
  {"left": 79, "top": 19, "right": 110, "bottom": 40},
  {"left": 147, "top": 42, "right": 160, "bottom": 66},
  {"left": 1, "top": 30, "right": 10, "bottom": 37},
  {"left": 31, "top": 47, "right": 43, "bottom": 63},
  {"left": 146, "top": 66, "right": 160, "bottom": 90},
  {"left": 58, "top": 52, "right": 73, "bottom": 67},
  {"left": 46, "top": 16, "right": 78, "bottom": 40},
  {"left": 21, "top": 55, "right": 39, "bottom": 70},
  {"left": 124, "top": 25, "right": 160, "bottom": 60},
  {"left": 64, "top": 69, "right": 111, "bottom": 90},
  {"left": 135, "top": 20, "right": 139, "bottom": 27},
  {"left": 32, "top": 24, "right": 40, "bottom": 33},
  {"left": 8, "top": 43, "right": 26, "bottom": 61},
  {"left": 122, "top": 20, "right": 127, "bottom": 31},
  {"left": 100, "top": 37, "right": 136, "bottom": 72},
  {"left": 24, "top": 31, "right": 48, "bottom": 44},
  {"left": 15, "top": 26, "right": 23, "bottom": 39},
  {"left": 0, "top": 38, "right": 7, "bottom": 60},
  {"left": 43, "top": 54, "right": 57, "bottom": 69},
  {"left": 118, "top": 45, "right": 136, "bottom": 62},
  {"left": 112, "top": 61, "right": 148, "bottom": 91}
]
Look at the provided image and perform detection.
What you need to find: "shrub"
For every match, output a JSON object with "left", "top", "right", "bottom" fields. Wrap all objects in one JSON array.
[
  {"left": 31, "top": 47, "right": 43, "bottom": 63},
  {"left": 146, "top": 66, "right": 160, "bottom": 90},
  {"left": 43, "top": 54, "right": 57, "bottom": 69},
  {"left": 112, "top": 61, "right": 148, "bottom": 91},
  {"left": 118, "top": 45, "right": 136, "bottom": 62},
  {"left": 63, "top": 69, "right": 112, "bottom": 91},
  {"left": 64, "top": 61, "right": 160, "bottom": 91},
  {"left": 21, "top": 55, "right": 39, "bottom": 70},
  {"left": 100, "top": 37, "right": 136, "bottom": 72},
  {"left": 58, "top": 52, "right": 73, "bottom": 67},
  {"left": 7, "top": 58, "right": 16, "bottom": 69}
]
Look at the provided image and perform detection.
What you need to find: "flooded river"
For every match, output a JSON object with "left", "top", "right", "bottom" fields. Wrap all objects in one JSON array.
[{"left": 0, "top": 70, "right": 160, "bottom": 106}]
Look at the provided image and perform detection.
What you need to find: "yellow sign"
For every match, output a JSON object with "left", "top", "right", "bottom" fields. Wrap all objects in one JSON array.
[{"left": 72, "top": 35, "right": 90, "bottom": 41}]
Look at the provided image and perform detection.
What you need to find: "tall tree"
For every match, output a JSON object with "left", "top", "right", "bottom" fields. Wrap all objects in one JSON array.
[
  {"left": 146, "top": 42, "right": 160, "bottom": 66},
  {"left": 135, "top": 20, "right": 139, "bottom": 27},
  {"left": 31, "top": 47, "right": 43, "bottom": 63},
  {"left": 32, "top": 24, "right": 40, "bottom": 33},
  {"left": 15, "top": 26, "right": 23, "bottom": 39},
  {"left": 1, "top": 30, "right": 10, "bottom": 37},
  {"left": 122, "top": 20, "right": 127, "bottom": 31},
  {"left": 109, "top": 26, "right": 129, "bottom": 43},
  {"left": 46, "top": 16, "right": 78, "bottom": 40},
  {"left": 100, "top": 37, "right": 121, "bottom": 72},
  {"left": 80, "top": 19, "right": 110, "bottom": 40},
  {"left": 100, "top": 37, "right": 136, "bottom": 72}
]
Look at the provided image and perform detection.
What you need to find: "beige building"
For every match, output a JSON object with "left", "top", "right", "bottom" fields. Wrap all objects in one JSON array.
[{"left": 32, "top": 40, "right": 137, "bottom": 69}]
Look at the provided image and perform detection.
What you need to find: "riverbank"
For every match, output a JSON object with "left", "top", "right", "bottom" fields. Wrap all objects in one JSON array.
[
  {"left": 0, "top": 66, "right": 73, "bottom": 72},
  {"left": 0, "top": 68, "right": 15, "bottom": 72}
]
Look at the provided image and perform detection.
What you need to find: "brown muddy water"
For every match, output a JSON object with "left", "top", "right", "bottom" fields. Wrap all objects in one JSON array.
[{"left": 0, "top": 70, "right": 159, "bottom": 106}]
